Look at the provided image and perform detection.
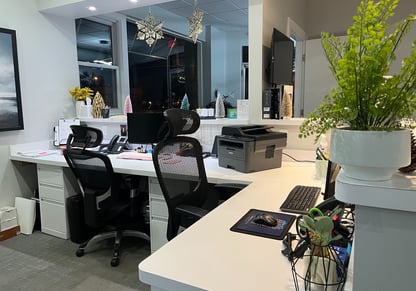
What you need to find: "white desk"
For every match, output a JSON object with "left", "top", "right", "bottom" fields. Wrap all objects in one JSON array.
[
  {"left": 138, "top": 162, "right": 322, "bottom": 291},
  {"left": 10, "top": 142, "right": 322, "bottom": 290},
  {"left": 9, "top": 141, "right": 270, "bottom": 248}
]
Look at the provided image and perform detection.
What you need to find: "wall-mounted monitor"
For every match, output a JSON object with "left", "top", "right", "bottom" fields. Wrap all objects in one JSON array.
[{"left": 269, "top": 28, "right": 294, "bottom": 86}]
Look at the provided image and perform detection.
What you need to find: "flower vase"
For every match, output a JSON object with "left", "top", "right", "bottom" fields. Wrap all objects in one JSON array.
[{"left": 75, "top": 100, "right": 84, "bottom": 118}]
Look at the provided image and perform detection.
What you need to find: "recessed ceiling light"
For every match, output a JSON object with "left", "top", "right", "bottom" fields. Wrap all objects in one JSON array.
[
  {"left": 88, "top": 6, "right": 97, "bottom": 11},
  {"left": 130, "top": 0, "right": 139, "bottom": 3}
]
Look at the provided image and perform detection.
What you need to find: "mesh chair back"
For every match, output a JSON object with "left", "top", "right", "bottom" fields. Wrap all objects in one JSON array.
[
  {"left": 64, "top": 125, "right": 126, "bottom": 228},
  {"left": 67, "top": 125, "right": 103, "bottom": 149},
  {"left": 163, "top": 108, "right": 200, "bottom": 138},
  {"left": 153, "top": 136, "right": 209, "bottom": 240},
  {"left": 152, "top": 109, "right": 215, "bottom": 240},
  {"left": 64, "top": 149, "right": 124, "bottom": 227}
]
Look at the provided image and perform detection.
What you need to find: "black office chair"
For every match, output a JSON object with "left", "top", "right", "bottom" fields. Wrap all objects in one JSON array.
[
  {"left": 63, "top": 125, "right": 149, "bottom": 267},
  {"left": 152, "top": 108, "right": 245, "bottom": 240}
]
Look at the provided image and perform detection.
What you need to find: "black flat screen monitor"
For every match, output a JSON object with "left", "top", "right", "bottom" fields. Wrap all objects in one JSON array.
[
  {"left": 323, "top": 160, "right": 341, "bottom": 200},
  {"left": 269, "top": 28, "right": 294, "bottom": 86},
  {"left": 127, "top": 112, "right": 168, "bottom": 144}
]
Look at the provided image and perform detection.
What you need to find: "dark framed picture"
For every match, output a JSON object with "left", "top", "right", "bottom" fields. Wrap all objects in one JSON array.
[{"left": 0, "top": 28, "right": 23, "bottom": 131}]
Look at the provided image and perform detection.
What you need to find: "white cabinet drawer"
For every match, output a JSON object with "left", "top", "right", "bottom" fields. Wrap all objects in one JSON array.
[
  {"left": 149, "top": 177, "right": 163, "bottom": 197},
  {"left": 37, "top": 165, "right": 63, "bottom": 186},
  {"left": 39, "top": 200, "right": 68, "bottom": 239},
  {"left": 150, "top": 196, "right": 168, "bottom": 218},
  {"left": 39, "top": 184, "right": 65, "bottom": 203},
  {"left": 150, "top": 218, "right": 168, "bottom": 252}
]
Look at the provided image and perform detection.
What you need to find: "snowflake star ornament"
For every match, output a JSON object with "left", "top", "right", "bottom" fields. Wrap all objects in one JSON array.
[
  {"left": 188, "top": 8, "right": 203, "bottom": 44},
  {"left": 136, "top": 14, "right": 164, "bottom": 47}
]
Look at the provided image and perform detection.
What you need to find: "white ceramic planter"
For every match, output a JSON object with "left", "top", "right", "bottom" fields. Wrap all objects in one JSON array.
[
  {"left": 75, "top": 100, "right": 84, "bottom": 118},
  {"left": 330, "top": 128, "right": 411, "bottom": 181}
]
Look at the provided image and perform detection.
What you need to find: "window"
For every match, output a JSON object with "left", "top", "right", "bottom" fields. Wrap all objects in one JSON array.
[
  {"left": 126, "top": 21, "right": 199, "bottom": 112},
  {"left": 75, "top": 17, "right": 202, "bottom": 114},
  {"left": 75, "top": 19, "right": 119, "bottom": 109}
]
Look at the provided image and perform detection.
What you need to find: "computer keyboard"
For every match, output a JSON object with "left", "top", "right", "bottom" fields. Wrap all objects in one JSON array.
[{"left": 280, "top": 185, "right": 321, "bottom": 214}]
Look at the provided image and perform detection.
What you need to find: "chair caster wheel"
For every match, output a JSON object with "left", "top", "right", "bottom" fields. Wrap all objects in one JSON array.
[
  {"left": 76, "top": 249, "right": 84, "bottom": 257},
  {"left": 111, "top": 258, "right": 119, "bottom": 267}
]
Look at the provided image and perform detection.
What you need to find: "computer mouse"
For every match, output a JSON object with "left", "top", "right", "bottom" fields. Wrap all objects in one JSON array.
[{"left": 253, "top": 213, "right": 278, "bottom": 227}]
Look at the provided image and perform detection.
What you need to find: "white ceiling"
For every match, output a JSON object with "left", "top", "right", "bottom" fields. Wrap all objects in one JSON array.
[
  {"left": 149, "top": 0, "right": 248, "bottom": 30},
  {"left": 40, "top": 0, "right": 248, "bottom": 32}
]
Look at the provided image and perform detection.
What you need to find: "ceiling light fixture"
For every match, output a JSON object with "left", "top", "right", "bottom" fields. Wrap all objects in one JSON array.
[
  {"left": 87, "top": 6, "right": 96, "bottom": 11},
  {"left": 136, "top": 7, "right": 164, "bottom": 47},
  {"left": 188, "top": 0, "right": 203, "bottom": 44},
  {"left": 129, "top": 0, "right": 139, "bottom": 3}
]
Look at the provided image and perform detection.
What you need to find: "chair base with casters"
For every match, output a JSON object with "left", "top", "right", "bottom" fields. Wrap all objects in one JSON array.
[
  {"left": 73, "top": 180, "right": 150, "bottom": 267},
  {"left": 76, "top": 229, "right": 150, "bottom": 267}
]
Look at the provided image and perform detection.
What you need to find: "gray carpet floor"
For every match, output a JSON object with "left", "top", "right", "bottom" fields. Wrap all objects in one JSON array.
[{"left": 0, "top": 230, "right": 151, "bottom": 291}]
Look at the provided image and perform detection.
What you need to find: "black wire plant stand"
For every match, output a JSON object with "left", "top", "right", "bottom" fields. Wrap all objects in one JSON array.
[{"left": 291, "top": 243, "right": 347, "bottom": 291}]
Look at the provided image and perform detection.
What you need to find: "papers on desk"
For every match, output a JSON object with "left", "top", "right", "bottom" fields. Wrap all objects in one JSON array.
[
  {"left": 17, "top": 150, "right": 59, "bottom": 157},
  {"left": 116, "top": 152, "right": 152, "bottom": 161}
]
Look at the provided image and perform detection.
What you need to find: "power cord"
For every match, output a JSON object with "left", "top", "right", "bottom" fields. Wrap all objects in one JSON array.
[{"left": 283, "top": 152, "right": 315, "bottom": 163}]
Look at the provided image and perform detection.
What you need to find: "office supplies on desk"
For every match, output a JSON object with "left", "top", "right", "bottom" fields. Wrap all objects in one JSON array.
[
  {"left": 116, "top": 152, "right": 152, "bottom": 160},
  {"left": 280, "top": 185, "right": 321, "bottom": 214},
  {"left": 101, "top": 135, "right": 128, "bottom": 154},
  {"left": 17, "top": 150, "right": 58, "bottom": 157},
  {"left": 230, "top": 208, "right": 296, "bottom": 240}
]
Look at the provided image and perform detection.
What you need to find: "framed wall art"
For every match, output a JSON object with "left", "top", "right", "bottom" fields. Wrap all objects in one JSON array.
[{"left": 0, "top": 27, "right": 23, "bottom": 131}]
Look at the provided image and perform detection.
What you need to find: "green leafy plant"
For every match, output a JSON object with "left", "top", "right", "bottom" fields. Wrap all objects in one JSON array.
[
  {"left": 299, "top": 0, "right": 416, "bottom": 142},
  {"left": 69, "top": 86, "right": 94, "bottom": 101}
]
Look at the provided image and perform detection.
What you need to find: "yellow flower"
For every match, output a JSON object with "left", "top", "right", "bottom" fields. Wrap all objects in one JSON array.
[{"left": 69, "top": 86, "right": 93, "bottom": 101}]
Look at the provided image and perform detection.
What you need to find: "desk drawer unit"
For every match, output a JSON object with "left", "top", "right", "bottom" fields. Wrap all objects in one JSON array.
[
  {"left": 37, "top": 165, "right": 79, "bottom": 239},
  {"left": 149, "top": 177, "right": 168, "bottom": 252}
]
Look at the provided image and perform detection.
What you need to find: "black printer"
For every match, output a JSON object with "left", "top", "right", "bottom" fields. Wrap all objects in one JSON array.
[{"left": 217, "top": 125, "right": 287, "bottom": 173}]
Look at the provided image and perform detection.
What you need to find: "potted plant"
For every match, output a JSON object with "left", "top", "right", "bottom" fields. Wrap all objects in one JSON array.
[
  {"left": 299, "top": 0, "right": 416, "bottom": 181},
  {"left": 69, "top": 86, "right": 94, "bottom": 102},
  {"left": 293, "top": 209, "right": 346, "bottom": 290},
  {"left": 69, "top": 86, "right": 94, "bottom": 117}
]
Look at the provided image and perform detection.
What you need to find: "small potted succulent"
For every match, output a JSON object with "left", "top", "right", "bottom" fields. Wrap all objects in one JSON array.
[
  {"left": 295, "top": 208, "right": 346, "bottom": 288},
  {"left": 299, "top": 0, "right": 416, "bottom": 181}
]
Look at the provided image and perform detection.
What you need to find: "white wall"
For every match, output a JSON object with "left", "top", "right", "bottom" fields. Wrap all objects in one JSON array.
[
  {"left": 0, "top": 0, "right": 79, "bottom": 206},
  {"left": 303, "top": 0, "right": 416, "bottom": 117},
  {"left": 224, "top": 30, "right": 248, "bottom": 106},
  {"left": 248, "top": 0, "right": 307, "bottom": 122},
  {"left": 210, "top": 27, "right": 227, "bottom": 103}
]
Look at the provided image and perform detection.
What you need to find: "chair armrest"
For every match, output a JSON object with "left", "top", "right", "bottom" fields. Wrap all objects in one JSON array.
[{"left": 176, "top": 204, "right": 209, "bottom": 219}]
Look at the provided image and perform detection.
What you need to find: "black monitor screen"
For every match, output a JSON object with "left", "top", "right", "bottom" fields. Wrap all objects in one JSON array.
[
  {"left": 127, "top": 112, "right": 168, "bottom": 144},
  {"left": 323, "top": 160, "right": 341, "bottom": 200}
]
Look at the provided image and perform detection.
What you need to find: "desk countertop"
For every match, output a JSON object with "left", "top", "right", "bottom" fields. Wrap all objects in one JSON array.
[
  {"left": 138, "top": 162, "right": 321, "bottom": 291},
  {"left": 9, "top": 141, "right": 321, "bottom": 291}
]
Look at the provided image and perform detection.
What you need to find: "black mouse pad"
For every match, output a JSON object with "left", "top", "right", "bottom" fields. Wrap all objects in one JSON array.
[{"left": 230, "top": 208, "right": 296, "bottom": 240}]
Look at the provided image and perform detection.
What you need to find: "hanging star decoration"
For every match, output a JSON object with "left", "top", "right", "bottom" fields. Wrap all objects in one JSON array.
[
  {"left": 136, "top": 13, "right": 164, "bottom": 47},
  {"left": 188, "top": 8, "right": 203, "bottom": 44}
]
